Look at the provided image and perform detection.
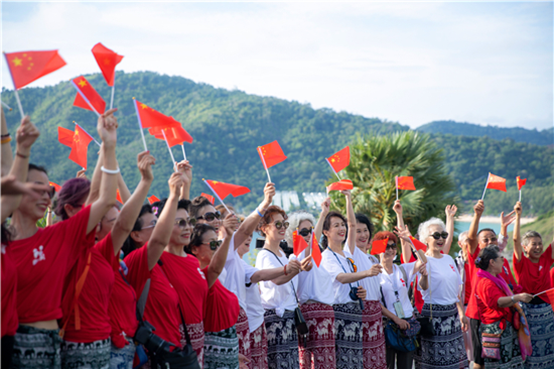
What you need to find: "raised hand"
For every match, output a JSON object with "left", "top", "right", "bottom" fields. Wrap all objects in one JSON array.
[
  {"left": 393, "top": 200, "right": 403, "bottom": 215},
  {"left": 137, "top": 151, "right": 156, "bottom": 182},
  {"left": 300, "top": 254, "right": 313, "bottom": 272},
  {"left": 175, "top": 160, "right": 192, "bottom": 186},
  {"left": 168, "top": 172, "right": 184, "bottom": 197},
  {"left": 341, "top": 189, "right": 352, "bottom": 199},
  {"left": 500, "top": 210, "right": 516, "bottom": 227},
  {"left": 1, "top": 175, "right": 51, "bottom": 199},
  {"left": 445, "top": 204, "right": 458, "bottom": 218},
  {"left": 514, "top": 201, "right": 522, "bottom": 217},
  {"left": 261, "top": 182, "right": 276, "bottom": 209},
  {"left": 221, "top": 213, "right": 239, "bottom": 238},
  {"left": 76, "top": 169, "right": 87, "bottom": 178},
  {"left": 97, "top": 108, "right": 118, "bottom": 147},
  {"left": 16, "top": 116, "right": 40, "bottom": 151},
  {"left": 474, "top": 200, "right": 485, "bottom": 216},
  {"left": 394, "top": 224, "right": 412, "bottom": 243},
  {"left": 321, "top": 197, "right": 331, "bottom": 214}
]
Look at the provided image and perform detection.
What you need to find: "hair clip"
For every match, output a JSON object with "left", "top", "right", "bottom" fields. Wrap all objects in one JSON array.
[
  {"left": 152, "top": 206, "right": 159, "bottom": 216},
  {"left": 475, "top": 257, "right": 482, "bottom": 263}
]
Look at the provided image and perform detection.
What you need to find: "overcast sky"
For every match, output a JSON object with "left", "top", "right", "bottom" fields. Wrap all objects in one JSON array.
[{"left": 2, "top": 1, "right": 552, "bottom": 130}]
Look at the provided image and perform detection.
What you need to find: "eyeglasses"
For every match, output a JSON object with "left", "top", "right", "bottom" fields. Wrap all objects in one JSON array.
[
  {"left": 274, "top": 221, "right": 289, "bottom": 230},
  {"left": 197, "top": 211, "right": 221, "bottom": 222},
  {"left": 386, "top": 242, "right": 397, "bottom": 250},
  {"left": 204, "top": 240, "right": 222, "bottom": 250},
  {"left": 174, "top": 218, "right": 197, "bottom": 228},
  {"left": 141, "top": 219, "right": 157, "bottom": 230},
  {"left": 430, "top": 231, "right": 449, "bottom": 240},
  {"left": 298, "top": 228, "right": 312, "bottom": 237}
]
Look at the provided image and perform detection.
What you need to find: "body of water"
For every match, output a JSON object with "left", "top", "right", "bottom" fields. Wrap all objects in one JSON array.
[{"left": 455, "top": 221, "right": 514, "bottom": 236}]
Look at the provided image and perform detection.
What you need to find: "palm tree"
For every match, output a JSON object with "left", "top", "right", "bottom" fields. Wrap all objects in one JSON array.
[{"left": 329, "top": 131, "right": 458, "bottom": 234}]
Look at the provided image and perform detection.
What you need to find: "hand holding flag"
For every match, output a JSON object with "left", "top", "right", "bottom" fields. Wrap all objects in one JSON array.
[
  {"left": 481, "top": 173, "right": 507, "bottom": 200},
  {"left": 517, "top": 176, "right": 527, "bottom": 202}
]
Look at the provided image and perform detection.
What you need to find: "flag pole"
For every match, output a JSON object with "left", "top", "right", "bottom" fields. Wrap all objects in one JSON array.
[
  {"left": 73, "top": 122, "right": 101, "bottom": 147},
  {"left": 70, "top": 80, "right": 101, "bottom": 117},
  {"left": 258, "top": 147, "right": 271, "bottom": 183},
  {"left": 110, "top": 74, "right": 115, "bottom": 110},
  {"left": 161, "top": 129, "right": 177, "bottom": 171},
  {"left": 202, "top": 178, "right": 231, "bottom": 214},
  {"left": 533, "top": 287, "right": 554, "bottom": 298},
  {"left": 325, "top": 158, "right": 341, "bottom": 181},
  {"left": 395, "top": 176, "right": 399, "bottom": 201},
  {"left": 519, "top": 189, "right": 522, "bottom": 203},
  {"left": 132, "top": 98, "right": 148, "bottom": 152},
  {"left": 1, "top": 101, "right": 12, "bottom": 111},
  {"left": 3, "top": 53, "right": 25, "bottom": 120},
  {"left": 481, "top": 173, "right": 490, "bottom": 201},
  {"left": 181, "top": 144, "right": 187, "bottom": 161},
  {"left": 307, "top": 228, "right": 313, "bottom": 257}
]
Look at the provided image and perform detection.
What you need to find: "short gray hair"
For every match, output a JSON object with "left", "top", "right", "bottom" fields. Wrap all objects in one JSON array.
[
  {"left": 418, "top": 217, "right": 446, "bottom": 244},
  {"left": 458, "top": 231, "right": 469, "bottom": 245},
  {"left": 285, "top": 211, "right": 316, "bottom": 246},
  {"left": 522, "top": 230, "right": 542, "bottom": 246}
]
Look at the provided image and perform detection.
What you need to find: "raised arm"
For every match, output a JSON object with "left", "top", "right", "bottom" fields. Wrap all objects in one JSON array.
[
  {"left": 206, "top": 214, "right": 239, "bottom": 287},
  {"left": 315, "top": 197, "right": 330, "bottom": 242},
  {"left": 393, "top": 200, "right": 405, "bottom": 229},
  {"left": 234, "top": 183, "right": 275, "bottom": 250},
  {"left": 117, "top": 173, "right": 131, "bottom": 204},
  {"left": 1, "top": 107, "right": 13, "bottom": 177},
  {"left": 393, "top": 201, "right": 412, "bottom": 263},
  {"left": 467, "top": 200, "right": 484, "bottom": 255},
  {"left": 1, "top": 176, "right": 49, "bottom": 222},
  {"left": 444, "top": 204, "right": 457, "bottom": 255},
  {"left": 344, "top": 190, "right": 356, "bottom": 255},
  {"left": 498, "top": 210, "right": 515, "bottom": 251},
  {"left": 147, "top": 172, "right": 183, "bottom": 270},
  {"left": 513, "top": 201, "right": 523, "bottom": 262},
  {"left": 87, "top": 109, "right": 119, "bottom": 234},
  {"left": 110, "top": 151, "right": 155, "bottom": 256},
  {"left": 85, "top": 147, "right": 103, "bottom": 206}
]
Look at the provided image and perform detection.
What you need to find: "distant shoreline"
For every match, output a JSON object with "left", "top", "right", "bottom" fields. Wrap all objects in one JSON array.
[{"left": 456, "top": 214, "right": 537, "bottom": 225}]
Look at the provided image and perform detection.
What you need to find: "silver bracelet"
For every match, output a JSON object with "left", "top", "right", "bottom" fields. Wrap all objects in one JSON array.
[
  {"left": 101, "top": 166, "right": 120, "bottom": 175},
  {"left": 511, "top": 295, "right": 515, "bottom": 304}
]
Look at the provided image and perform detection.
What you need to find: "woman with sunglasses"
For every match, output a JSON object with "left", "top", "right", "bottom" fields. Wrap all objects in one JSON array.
[
  {"left": 377, "top": 229, "right": 428, "bottom": 369},
  {"left": 512, "top": 201, "right": 554, "bottom": 369},
  {"left": 8, "top": 110, "right": 119, "bottom": 369},
  {"left": 413, "top": 217, "right": 469, "bottom": 369},
  {"left": 320, "top": 190, "right": 377, "bottom": 369},
  {"left": 344, "top": 207, "right": 386, "bottom": 369},
  {"left": 186, "top": 221, "right": 241, "bottom": 369},
  {"left": 285, "top": 210, "right": 335, "bottom": 369},
  {"left": 255, "top": 205, "right": 313, "bottom": 369},
  {"left": 190, "top": 196, "right": 224, "bottom": 235}
]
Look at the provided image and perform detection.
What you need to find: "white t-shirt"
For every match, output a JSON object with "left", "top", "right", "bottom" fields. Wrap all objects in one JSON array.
[
  {"left": 222, "top": 233, "right": 258, "bottom": 311},
  {"left": 321, "top": 248, "right": 358, "bottom": 304},
  {"left": 297, "top": 248, "right": 334, "bottom": 305},
  {"left": 241, "top": 259, "right": 266, "bottom": 332},
  {"left": 380, "top": 262, "right": 416, "bottom": 318},
  {"left": 255, "top": 248, "right": 298, "bottom": 316},
  {"left": 417, "top": 254, "right": 462, "bottom": 305},
  {"left": 344, "top": 244, "right": 381, "bottom": 301}
]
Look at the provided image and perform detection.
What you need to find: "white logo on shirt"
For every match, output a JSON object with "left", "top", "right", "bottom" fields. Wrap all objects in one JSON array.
[
  {"left": 197, "top": 268, "right": 206, "bottom": 280},
  {"left": 33, "top": 246, "right": 45, "bottom": 266},
  {"left": 539, "top": 266, "right": 543, "bottom": 272}
]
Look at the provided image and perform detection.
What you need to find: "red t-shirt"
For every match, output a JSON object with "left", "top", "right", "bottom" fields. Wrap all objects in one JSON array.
[
  {"left": 109, "top": 258, "right": 138, "bottom": 349},
  {"left": 400, "top": 253, "right": 423, "bottom": 312},
  {"left": 61, "top": 233, "right": 118, "bottom": 342},
  {"left": 475, "top": 278, "right": 513, "bottom": 325},
  {"left": 463, "top": 262, "right": 472, "bottom": 305},
  {"left": 513, "top": 245, "right": 554, "bottom": 303},
  {"left": 2, "top": 245, "right": 18, "bottom": 337},
  {"left": 124, "top": 244, "right": 182, "bottom": 347},
  {"left": 202, "top": 266, "right": 239, "bottom": 333},
  {"left": 8, "top": 206, "right": 92, "bottom": 323},
  {"left": 551, "top": 267, "right": 554, "bottom": 288},
  {"left": 159, "top": 252, "right": 208, "bottom": 325}
]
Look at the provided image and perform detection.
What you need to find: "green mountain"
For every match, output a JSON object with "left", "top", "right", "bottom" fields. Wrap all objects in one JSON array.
[
  {"left": 417, "top": 120, "right": 553, "bottom": 147},
  {"left": 2, "top": 71, "right": 552, "bottom": 216}
]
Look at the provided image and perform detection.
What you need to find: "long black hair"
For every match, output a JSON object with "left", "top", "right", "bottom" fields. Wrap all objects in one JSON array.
[{"left": 321, "top": 211, "right": 347, "bottom": 249}]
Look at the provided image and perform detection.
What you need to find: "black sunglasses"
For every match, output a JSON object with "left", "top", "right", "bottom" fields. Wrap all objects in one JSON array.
[
  {"left": 386, "top": 242, "right": 397, "bottom": 249},
  {"left": 206, "top": 240, "right": 222, "bottom": 250},
  {"left": 197, "top": 211, "right": 221, "bottom": 222},
  {"left": 430, "top": 231, "right": 449, "bottom": 240},
  {"left": 298, "top": 228, "right": 312, "bottom": 237},
  {"left": 274, "top": 221, "right": 289, "bottom": 230},
  {"left": 174, "top": 218, "right": 197, "bottom": 228}
]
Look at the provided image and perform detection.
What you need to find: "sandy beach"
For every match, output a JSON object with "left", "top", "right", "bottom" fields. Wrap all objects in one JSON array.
[{"left": 456, "top": 214, "right": 537, "bottom": 225}]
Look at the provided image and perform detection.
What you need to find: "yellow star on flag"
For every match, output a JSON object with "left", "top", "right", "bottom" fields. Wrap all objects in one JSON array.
[
  {"left": 103, "top": 59, "right": 111, "bottom": 65},
  {"left": 212, "top": 181, "right": 219, "bottom": 184},
  {"left": 141, "top": 104, "right": 148, "bottom": 109},
  {"left": 12, "top": 57, "right": 22, "bottom": 67},
  {"left": 78, "top": 80, "right": 87, "bottom": 87}
]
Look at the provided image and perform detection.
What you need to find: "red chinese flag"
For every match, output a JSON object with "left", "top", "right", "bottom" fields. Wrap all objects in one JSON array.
[
  {"left": 544, "top": 289, "right": 554, "bottom": 313},
  {"left": 311, "top": 233, "right": 322, "bottom": 267},
  {"left": 58, "top": 126, "right": 75, "bottom": 147},
  {"left": 397, "top": 176, "right": 416, "bottom": 191},
  {"left": 205, "top": 180, "right": 250, "bottom": 200},
  {"left": 327, "top": 146, "right": 350, "bottom": 173},
  {"left": 409, "top": 235, "right": 427, "bottom": 252},
  {"left": 4, "top": 50, "right": 66, "bottom": 89},
  {"left": 147, "top": 195, "right": 160, "bottom": 204},
  {"left": 327, "top": 179, "right": 353, "bottom": 192},
  {"left": 371, "top": 237, "right": 389, "bottom": 255},
  {"left": 116, "top": 190, "right": 123, "bottom": 204},
  {"left": 293, "top": 230, "right": 309, "bottom": 257},
  {"left": 258, "top": 141, "right": 287, "bottom": 169},
  {"left": 517, "top": 176, "right": 527, "bottom": 191},
  {"left": 200, "top": 193, "right": 215, "bottom": 205},
  {"left": 134, "top": 99, "right": 179, "bottom": 129},
  {"left": 49, "top": 181, "right": 62, "bottom": 193},
  {"left": 148, "top": 125, "right": 193, "bottom": 147},
  {"left": 72, "top": 76, "right": 106, "bottom": 114},
  {"left": 68, "top": 125, "right": 94, "bottom": 169},
  {"left": 486, "top": 173, "right": 507, "bottom": 192},
  {"left": 91, "top": 43, "right": 124, "bottom": 87}
]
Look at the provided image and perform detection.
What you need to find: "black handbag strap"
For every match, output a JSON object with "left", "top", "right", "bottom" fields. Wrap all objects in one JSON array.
[
  {"left": 330, "top": 249, "right": 359, "bottom": 290},
  {"left": 118, "top": 268, "right": 146, "bottom": 325},
  {"left": 261, "top": 248, "right": 301, "bottom": 306}
]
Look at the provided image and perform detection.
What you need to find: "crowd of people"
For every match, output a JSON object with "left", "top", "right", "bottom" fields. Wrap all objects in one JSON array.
[{"left": 1, "top": 106, "right": 553, "bottom": 369}]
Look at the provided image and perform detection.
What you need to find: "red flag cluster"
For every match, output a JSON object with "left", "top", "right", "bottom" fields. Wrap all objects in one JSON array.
[
  {"left": 58, "top": 126, "right": 94, "bottom": 169},
  {"left": 292, "top": 230, "right": 322, "bottom": 267}
]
